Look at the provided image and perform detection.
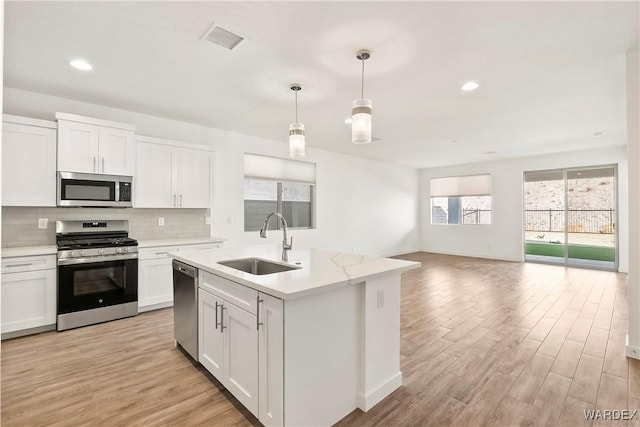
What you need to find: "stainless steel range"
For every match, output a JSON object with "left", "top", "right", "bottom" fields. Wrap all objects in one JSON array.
[{"left": 56, "top": 220, "right": 138, "bottom": 331}]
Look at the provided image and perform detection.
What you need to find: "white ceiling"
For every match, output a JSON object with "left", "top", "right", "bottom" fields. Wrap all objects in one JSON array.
[{"left": 4, "top": 1, "right": 639, "bottom": 169}]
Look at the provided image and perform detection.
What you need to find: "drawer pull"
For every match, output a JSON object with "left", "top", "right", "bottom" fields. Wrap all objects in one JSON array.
[
  {"left": 155, "top": 252, "right": 169, "bottom": 255},
  {"left": 6, "top": 263, "right": 33, "bottom": 268}
]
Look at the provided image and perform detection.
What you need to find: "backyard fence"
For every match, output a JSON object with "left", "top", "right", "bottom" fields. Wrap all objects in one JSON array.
[
  {"left": 524, "top": 209, "right": 615, "bottom": 234},
  {"left": 462, "top": 209, "right": 491, "bottom": 225}
]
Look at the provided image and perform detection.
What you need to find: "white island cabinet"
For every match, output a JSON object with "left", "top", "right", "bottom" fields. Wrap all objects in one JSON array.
[{"left": 171, "top": 245, "right": 420, "bottom": 427}]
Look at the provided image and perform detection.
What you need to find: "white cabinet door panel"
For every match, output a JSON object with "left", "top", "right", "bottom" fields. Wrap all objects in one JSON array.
[
  {"left": 2, "top": 122, "right": 56, "bottom": 206},
  {"left": 179, "top": 148, "right": 212, "bottom": 208},
  {"left": 1, "top": 268, "right": 56, "bottom": 333},
  {"left": 223, "top": 302, "right": 259, "bottom": 417},
  {"left": 259, "top": 293, "right": 284, "bottom": 427},
  {"left": 57, "top": 121, "right": 99, "bottom": 173},
  {"left": 134, "top": 141, "right": 175, "bottom": 207},
  {"left": 98, "top": 127, "right": 135, "bottom": 175},
  {"left": 138, "top": 258, "right": 173, "bottom": 309},
  {"left": 199, "top": 289, "right": 224, "bottom": 378}
]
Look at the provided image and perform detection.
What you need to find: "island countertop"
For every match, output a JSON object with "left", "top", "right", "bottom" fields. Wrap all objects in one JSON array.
[{"left": 170, "top": 244, "right": 420, "bottom": 300}]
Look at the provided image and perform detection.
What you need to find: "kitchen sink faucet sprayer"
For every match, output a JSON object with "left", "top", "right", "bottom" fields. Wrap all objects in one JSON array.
[{"left": 259, "top": 212, "right": 292, "bottom": 262}]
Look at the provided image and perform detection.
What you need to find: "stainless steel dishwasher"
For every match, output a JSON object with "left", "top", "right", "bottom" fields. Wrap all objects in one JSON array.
[{"left": 172, "top": 260, "right": 198, "bottom": 361}]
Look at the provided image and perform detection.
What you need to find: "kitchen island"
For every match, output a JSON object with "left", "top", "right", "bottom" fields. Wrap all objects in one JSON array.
[{"left": 170, "top": 244, "right": 420, "bottom": 427}]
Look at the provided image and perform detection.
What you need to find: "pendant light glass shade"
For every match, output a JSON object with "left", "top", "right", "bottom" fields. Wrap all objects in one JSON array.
[
  {"left": 289, "top": 84, "right": 305, "bottom": 158},
  {"left": 352, "top": 49, "right": 372, "bottom": 144},
  {"left": 351, "top": 98, "right": 372, "bottom": 144},
  {"left": 289, "top": 123, "right": 305, "bottom": 157}
]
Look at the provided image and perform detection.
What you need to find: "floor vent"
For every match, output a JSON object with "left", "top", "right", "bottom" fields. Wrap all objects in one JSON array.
[{"left": 201, "top": 22, "right": 246, "bottom": 51}]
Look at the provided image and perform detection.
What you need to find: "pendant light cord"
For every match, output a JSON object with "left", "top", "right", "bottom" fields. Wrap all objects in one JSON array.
[
  {"left": 361, "top": 58, "right": 365, "bottom": 99},
  {"left": 295, "top": 89, "right": 298, "bottom": 123}
]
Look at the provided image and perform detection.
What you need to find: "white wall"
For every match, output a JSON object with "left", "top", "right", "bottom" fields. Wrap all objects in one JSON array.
[
  {"left": 420, "top": 146, "right": 629, "bottom": 272},
  {"left": 3, "top": 87, "right": 420, "bottom": 257},
  {"left": 626, "top": 45, "right": 639, "bottom": 358}
]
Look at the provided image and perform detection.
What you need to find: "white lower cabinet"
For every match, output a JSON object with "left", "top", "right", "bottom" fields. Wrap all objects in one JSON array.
[
  {"left": 138, "top": 243, "right": 222, "bottom": 312},
  {"left": 199, "top": 272, "right": 283, "bottom": 425},
  {"left": 258, "top": 293, "right": 284, "bottom": 427},
  {"left": 1, "top": 255, "right": 57, "bottom": 337}
]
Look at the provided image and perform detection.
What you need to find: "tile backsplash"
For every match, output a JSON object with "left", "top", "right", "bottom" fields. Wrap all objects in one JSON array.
[{"left": 1, "top": 207, "right": 210, "bottom": 247}]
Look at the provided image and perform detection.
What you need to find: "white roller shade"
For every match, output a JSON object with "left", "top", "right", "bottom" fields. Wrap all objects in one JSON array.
[
  {"left": 430, "top": 174, "right": 491, "bottom": 197},
  {"left": 244, "top": 153, "right": 316, "bottom": 183}
]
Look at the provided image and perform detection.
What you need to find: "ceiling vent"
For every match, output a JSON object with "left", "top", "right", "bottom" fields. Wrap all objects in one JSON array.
[{"left": 201, "top": 22, "right": 246, "bottom": 51}]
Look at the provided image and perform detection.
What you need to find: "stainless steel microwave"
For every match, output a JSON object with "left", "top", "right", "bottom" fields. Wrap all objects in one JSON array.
[{"left": 57, "top": 172, "right": 133, "bottom": 207}]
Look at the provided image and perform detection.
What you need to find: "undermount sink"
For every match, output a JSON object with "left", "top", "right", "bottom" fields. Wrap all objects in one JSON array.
[{"left": 218, "top": 257, "right": 300, "bottom": 275}]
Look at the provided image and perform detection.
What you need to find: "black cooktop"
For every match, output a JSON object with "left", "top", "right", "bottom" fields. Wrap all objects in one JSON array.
[{"left": 56, "top": 235, "right": 138, "bottom": 250}]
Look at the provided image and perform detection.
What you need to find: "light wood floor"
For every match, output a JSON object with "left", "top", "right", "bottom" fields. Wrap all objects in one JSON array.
[{"left": 2, "top": 253, "right": 639, "bottom": 426}]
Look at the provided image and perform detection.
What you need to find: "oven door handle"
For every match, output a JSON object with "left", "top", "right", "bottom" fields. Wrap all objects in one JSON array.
[{"left": 57, "top": 253, "right": 139, "bottom": 266}]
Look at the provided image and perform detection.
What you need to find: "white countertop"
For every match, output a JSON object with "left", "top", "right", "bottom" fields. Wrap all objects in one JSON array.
[
  {"left": 1, "top": 245, "right": 57, "bottom": 258},
  {"left": 137, "top": 237, "right": 226, "bottom": 249},
  {"left": 170, "top": 244, "right": 420, "bottom": 300}
]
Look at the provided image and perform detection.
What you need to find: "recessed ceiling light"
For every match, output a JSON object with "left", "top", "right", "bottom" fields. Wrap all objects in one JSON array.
[
  {"left": 449, "top": 140, "right": 458, "bottom": 144},
  {"left": 344, "top": 117, "right": 352, "bottom": 125},
  {"left": 483, "top": 150, "right": 497, "bottom": 155},
  {"left": 69, "top": 59, "right": 93, "bottom": 71},
  {"left": 461, "top": 81, "right": 479, "bottom": 92},
  {"left": 593, "top": 131, "right": 604, "bottom": 137}
]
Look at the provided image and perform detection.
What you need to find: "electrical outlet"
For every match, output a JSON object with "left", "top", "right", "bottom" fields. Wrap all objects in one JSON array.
[
  {"left": 377, "top": 290, "right": 385, "bottom": 309},
  {"left": 158, "top": 217, "right": 165, "bottom": 226},
  {"left": 205, "top": 216, "right": 211, "bottom": 225},
  {"left": 37, "top": 218, "right": 48, "bottom": 229}
]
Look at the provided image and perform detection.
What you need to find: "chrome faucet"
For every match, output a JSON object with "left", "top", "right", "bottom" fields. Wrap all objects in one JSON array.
[{"left": 259, "top": 212, "right": 292, "bottom": 262}]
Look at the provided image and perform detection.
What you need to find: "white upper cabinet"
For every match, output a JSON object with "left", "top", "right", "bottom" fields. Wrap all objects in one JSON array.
[
  {"left": 135, "top": 135, "right": 213, "bottom": 208},
  {"left": 2, "top": 115, "right": 57, "bottom": 206},
  {"left": 179, "top": 147, "right": 213, "bottom": 208},
  {"left": 56, "top": 113, "right": 135, "bottom": 175},
  {"left": 135, "top": 140, "right": 176, "bottom": 207},
  {"left": 98, "top": 126, "right": 135, "bottom": 175}
]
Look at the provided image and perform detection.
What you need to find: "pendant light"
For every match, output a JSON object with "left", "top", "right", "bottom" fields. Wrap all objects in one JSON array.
[
  {"left": 352, "top": 49, "right": 372, "bottom": 144},
  {"left": 289, "top": 84, "right": 305, "bottom": 158}
]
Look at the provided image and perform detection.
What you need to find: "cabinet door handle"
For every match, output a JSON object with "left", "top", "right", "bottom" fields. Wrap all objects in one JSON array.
[
  {"left": 5, "top": 263, "right": 32, "bottom": 268},
  {"left": 215, "top": 301, "right": 221, "bottom": 330},
  {"left": 93, "top": 156, "right": 97, "bottom": 172},
  {"left": 101, "top": 157, "right": 105, "bottom": 173},
  {"left": 179, "top": 194, "right": 183, "bottom": 207},
  {"left": 220, "top": 305, "right": 227, "bottom": 332},
  {"left": 155, "top": 251, "right": 169, "bottom": 255},
  {"left": 257, "top": 297, "right": 264, "bottom": 330},
  {"left": 173, "top": 194, "right": 176, "bottom": 207}
]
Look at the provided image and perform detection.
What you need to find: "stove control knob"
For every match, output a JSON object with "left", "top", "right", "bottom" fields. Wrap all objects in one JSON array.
[
  {"left": 98, "top": 249, "right": 104, "bottom": 255},
  {"left": 81, "top": 250, "right": 87, "bottom": 257},
  {"left": 71, "top": 251, "right": 78, "bottom": 257},
  {"left": 122, "top": 247, "right": 128, "bottom": 253},
  {"left": 115, "top": 248, "right": 122, "bottom": 254}
]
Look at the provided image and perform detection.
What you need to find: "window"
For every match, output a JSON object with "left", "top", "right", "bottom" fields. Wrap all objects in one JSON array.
[
  {"left": 430, "top": 175, "right": 492, "bottom": 225},
  {"left": 244, "top": 154, "right": 316, "bottom": 232}
]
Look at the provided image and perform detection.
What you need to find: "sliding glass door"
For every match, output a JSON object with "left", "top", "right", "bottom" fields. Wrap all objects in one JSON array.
[{"left": 524, "top": 166, "right": 617, "bottom": 270}]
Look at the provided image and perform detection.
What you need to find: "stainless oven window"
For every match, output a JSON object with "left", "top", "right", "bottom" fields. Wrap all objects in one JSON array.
[
  {"left": 58, "top": 258, "right": 138, "bottom": 314},
  {"left": 73, "top": 265, "right": 126, "bottom": 296}
]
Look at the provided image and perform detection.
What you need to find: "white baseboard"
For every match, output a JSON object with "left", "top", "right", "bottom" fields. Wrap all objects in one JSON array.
[
  {"left": 357, "top": 371, "right": 402, "bottom": 412},
  {"left": 626, "top": 335, "right": 640, "bottom": 360}
]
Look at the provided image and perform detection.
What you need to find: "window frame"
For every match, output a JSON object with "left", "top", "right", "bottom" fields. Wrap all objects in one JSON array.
[
  {"left": 430, "top": 195, "right": 492, "bottom": 226},
  {"left": 429, "top": 174, "right": 492, "bottom": 226},
  {"left": 243, "top": 177, "right": 316, "bottom": 232}
]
